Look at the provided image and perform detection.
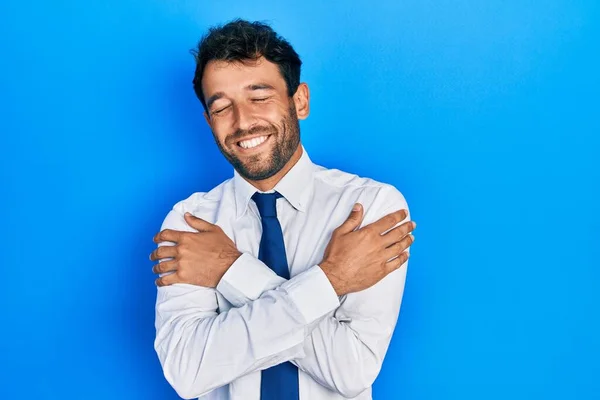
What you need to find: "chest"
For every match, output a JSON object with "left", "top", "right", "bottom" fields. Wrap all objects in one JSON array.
[{"left": 216, "top": 199, "right": 339, "bottom": 279}]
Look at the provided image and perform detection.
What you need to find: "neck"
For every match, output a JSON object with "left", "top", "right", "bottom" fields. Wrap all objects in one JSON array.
[{"left": 246, "top": 144, "right": 303, "bottom": 192}]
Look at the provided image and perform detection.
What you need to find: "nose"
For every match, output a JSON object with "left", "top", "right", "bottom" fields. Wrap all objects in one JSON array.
[{"left": 232, "top": 102, "right": 257, "bottom": 132}]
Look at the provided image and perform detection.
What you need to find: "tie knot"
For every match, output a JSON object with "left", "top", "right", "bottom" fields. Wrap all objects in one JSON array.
[{"left": 252, "top": 192, "right": 282, "bottom": 218}]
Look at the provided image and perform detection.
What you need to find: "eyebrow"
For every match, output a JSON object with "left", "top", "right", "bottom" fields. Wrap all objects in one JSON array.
[
  {"left": 206, "top": 83, "right": 276, "bottom": 109},
  {"left": 206, "top": 92, "right": 225, "bottom": 110},
  {"left": 247, "top": 83, "right": 275, "bottom": 91}
]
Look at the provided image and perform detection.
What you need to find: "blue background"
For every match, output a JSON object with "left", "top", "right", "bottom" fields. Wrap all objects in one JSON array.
[{"left": 1, "top": 1, "right": 598, "bottom": 399}]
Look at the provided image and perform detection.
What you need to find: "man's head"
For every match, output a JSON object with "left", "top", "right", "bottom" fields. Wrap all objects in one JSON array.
[{"left": 191, "top": 19, "right": 310, "bottom": 182}]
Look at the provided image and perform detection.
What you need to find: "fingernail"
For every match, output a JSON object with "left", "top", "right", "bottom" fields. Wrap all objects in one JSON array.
[
  {"left": 412, "top": 221, "right": 417, "bottom": 229},
  {"left": 353, "top": 203, "right": 361, "bottom": 211},
  {"left": 185, "top": 212, "right": 191, "bottom": 217}
]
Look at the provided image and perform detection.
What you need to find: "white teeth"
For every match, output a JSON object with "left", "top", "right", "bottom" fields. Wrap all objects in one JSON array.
[{"left": 239, "top": 135, "right": 268, "bottom": 149}]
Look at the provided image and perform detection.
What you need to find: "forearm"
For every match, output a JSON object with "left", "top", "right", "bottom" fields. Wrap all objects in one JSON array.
[
  {"left": 155, "top": 266, "right": 339, "bottom": 399},
  {"left": 290, "top": 316, "right": 383, "bottom": 398},
  {"left": 292, "top": 269, "right": 407, "bottom": 397},
  {"left": 216, "top": 252, "right": 287, "bottom": 307},
  {"left": 216, "top": 253, "right": 408, "bottom": 398}
]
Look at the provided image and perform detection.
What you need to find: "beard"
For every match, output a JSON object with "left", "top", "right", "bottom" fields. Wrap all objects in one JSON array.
[{"left": 213, "top": 103, "right": 301, "bottom": 181}]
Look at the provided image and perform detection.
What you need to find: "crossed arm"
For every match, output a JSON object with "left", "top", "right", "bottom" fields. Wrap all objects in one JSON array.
[
  {"left": 154, "top": 190, "right": 410, "bottom": 399},
  {"left": 217, "top": 249, "right": 408, "bottom": 397}
]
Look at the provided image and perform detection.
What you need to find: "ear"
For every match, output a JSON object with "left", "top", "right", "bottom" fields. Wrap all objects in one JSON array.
[{"left": 292, "top": 83, "right": 310, "bottom": 120}]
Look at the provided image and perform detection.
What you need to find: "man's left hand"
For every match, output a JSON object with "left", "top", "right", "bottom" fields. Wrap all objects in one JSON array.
[{"left": 150, "top": 213, "right": 242, "bottom": 287}]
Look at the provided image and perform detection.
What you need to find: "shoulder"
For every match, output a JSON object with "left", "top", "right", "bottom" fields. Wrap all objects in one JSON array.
[
  {"left": 314, "top": 164, "right": 409, "bottom": 215},
  {"left": 172, "top": 179, "right": 231, "bottom": 215},
  {"left": 160, "top": 178, "right": 234, "bottom": 231}
]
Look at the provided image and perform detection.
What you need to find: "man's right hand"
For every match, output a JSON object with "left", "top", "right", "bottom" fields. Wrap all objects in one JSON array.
[{"left": 319, "top": 203, "right": 415, "bottom": 296}]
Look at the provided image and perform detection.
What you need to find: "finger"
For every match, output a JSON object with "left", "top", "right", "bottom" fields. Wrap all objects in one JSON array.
[
  {"left": 149, "top": 245, "right": 178, "bottom": 262},
  {"left": 385, "top": 251, "right": 410, "bottom": 273},
  {"left": 335, "top": 203, "right": 364, "bottom": 235},
  {"left": 382, "top": 234, "right": 415, "bottom": 261},
  {"left": 152, "top": 260, "right": 178, "bottom": 275},
  {"left": 368, "top": 209, "right": 408, "bottom": 234},
  {"left": 184, "top": 212, "right": 214, "bottom": 232},
  {"left": 155, "top": 272, "right": 182, "bottom": 287},
  {"left": 381, "top": 220, "right": 416, "bottom": 247},
  {"left": 153, "top": 229, "right": 183, "bottom": 244}
]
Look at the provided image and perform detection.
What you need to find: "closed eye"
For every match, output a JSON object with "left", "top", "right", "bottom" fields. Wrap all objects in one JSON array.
[
  {"left": 212, "top": 104, "right": 231, "bottom": 115},
  {"left": 252, "top": 97, "right": 270, "bottom": 102}
]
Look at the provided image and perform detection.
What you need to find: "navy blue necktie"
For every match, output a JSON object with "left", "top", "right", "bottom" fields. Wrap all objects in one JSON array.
[{"left": 252, "top": 192, "right": 299, "bottom": 400}]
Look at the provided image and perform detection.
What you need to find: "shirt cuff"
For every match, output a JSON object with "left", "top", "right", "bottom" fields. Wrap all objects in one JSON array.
[
  {"left": 216, "top": 252, "right": 286, "bottom": 307},
  {"left": 281, "top": 265, "right": 341, "bottom": 324}
]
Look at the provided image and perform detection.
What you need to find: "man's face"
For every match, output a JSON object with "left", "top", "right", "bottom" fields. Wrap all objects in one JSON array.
[{"left": 201, "top": 57, "right": 308, "bottom": 181}]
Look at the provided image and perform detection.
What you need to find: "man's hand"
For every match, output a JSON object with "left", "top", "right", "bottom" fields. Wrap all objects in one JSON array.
[
  {"left": 150, "top": 213, "right": 242, "bottom": 287},
  {"left": 320, "top": 204, "right": 415, "bottom": 296}
]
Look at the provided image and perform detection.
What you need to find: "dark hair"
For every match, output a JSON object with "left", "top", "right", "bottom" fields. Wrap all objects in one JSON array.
[{"left": 191, "top": 19, "right": 302, "bottom": 112}]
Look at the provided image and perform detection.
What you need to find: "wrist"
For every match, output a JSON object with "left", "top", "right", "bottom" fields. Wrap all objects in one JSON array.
[
  {"left": 213, "top": 249, "right": 242, "bottom": 287},
  {"left": 319, "top": 260, "right": 344, "bottom": 296},
  {"left": 227, "top": 249, "right": 243, "bottom": 267}
]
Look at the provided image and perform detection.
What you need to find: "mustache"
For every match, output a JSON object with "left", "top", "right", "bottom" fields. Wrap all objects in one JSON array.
[{"left": 229, "top": 125, "right": 276, "bottom": 143}]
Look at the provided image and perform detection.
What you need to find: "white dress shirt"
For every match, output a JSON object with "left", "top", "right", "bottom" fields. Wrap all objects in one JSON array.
[{"left": 154, "top": 144, "right": 411, "bottom": 400}]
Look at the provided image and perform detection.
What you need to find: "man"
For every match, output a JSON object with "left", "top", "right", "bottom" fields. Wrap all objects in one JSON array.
[{"left": 150, "top": 19, "right": 416, "bottom": 400}]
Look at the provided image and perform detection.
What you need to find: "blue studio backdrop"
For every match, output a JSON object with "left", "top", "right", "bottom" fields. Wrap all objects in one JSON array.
[{"left": 1, "top": 1, "right": 598, "bottom": 399}]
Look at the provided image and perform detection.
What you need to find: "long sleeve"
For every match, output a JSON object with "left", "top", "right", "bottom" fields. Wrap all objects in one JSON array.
[
  {"left": 215, "top": 187, "right": 410, "bottom": 398},
  {"left": 153, "top": 209, "right": 341, "bottom": 399}
]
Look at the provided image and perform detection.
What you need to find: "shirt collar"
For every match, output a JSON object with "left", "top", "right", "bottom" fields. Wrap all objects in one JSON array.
[{"left": 233, "top": 144, "right": 315, "bottom": 219}]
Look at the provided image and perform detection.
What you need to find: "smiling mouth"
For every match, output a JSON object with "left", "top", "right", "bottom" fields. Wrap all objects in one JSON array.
[{"left": 237, "top": 134, "right": 271, "bottom": 150}]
